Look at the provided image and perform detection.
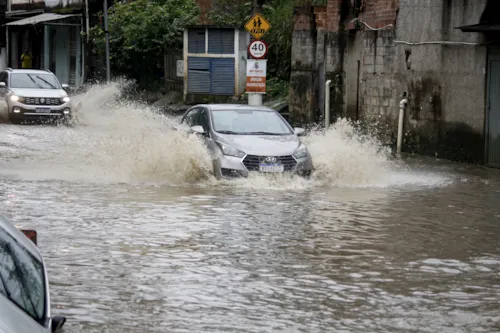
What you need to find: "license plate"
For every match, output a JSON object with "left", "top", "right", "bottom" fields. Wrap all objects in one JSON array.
[
  {"left": 259, "top": 164, "right": 284, "bottom": 172},
  {"left": 35, "top": 108, "right": 50, "bottom": 113}
]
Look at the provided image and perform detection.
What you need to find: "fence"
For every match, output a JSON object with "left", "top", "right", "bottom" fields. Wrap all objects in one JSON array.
[{"left": 163, "top": 52, "right": 183, "bottom": 93}]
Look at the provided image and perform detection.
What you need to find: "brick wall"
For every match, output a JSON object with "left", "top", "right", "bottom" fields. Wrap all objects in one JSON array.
[
  {"left": 358, "top": 0, "right": 399, "bottom": 29},
  {"left": 314, "top": 6, "right": 327, "bottom": 30},
  {"left": 195, "top": 0, "right": 212, "bottom": 24},
  {"left": 325, "top": 0, "right": 399, "bottom": 32},
  {"left": 326, "top": 0, "right": 342, "bottom": 32}
]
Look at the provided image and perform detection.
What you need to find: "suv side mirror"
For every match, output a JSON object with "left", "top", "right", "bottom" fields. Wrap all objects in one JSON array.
[
  {"left": 61, "top": 84, "right": 69, "bottom": 89},
  {"left": 51, "top": 315, "right": 66, "bottom": 332},
  {"left": 190, "top": 125, "right": 205, "bottom": 134},
  {"left": 294, "top": 127, "right": 305, "bottom": 136}
]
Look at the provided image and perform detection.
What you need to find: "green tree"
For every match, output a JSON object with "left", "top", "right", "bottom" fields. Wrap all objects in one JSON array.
[{"left": 89, "top": 0, "right": 200, "bottom": 88}]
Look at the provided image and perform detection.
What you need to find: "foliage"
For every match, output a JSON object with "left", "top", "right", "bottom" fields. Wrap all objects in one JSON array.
[
  {"left": 261, "top": 0, "right": 295, "bottom": 82},
  {"left": 208, "top": 0, "right": 253, "bottom": 25},
  {"left": 266, "top": 77, "right": 289, "bottom": 100},
  {"left": 89, "top": 0, "right": 199, "bottom": 88}
]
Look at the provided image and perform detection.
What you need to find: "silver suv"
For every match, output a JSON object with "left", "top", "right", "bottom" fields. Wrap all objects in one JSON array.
[{"left": 0, "top": 68, "right": 72, "bottom": 124}]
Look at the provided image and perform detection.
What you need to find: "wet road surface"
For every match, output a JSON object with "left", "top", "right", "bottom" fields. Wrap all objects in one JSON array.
[{"left": 1, "top": 84, "right": 499, "bottom": 332}]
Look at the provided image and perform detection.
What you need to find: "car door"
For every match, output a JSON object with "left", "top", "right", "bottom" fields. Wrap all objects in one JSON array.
[{"left": 193, "top": 107, "right": 219, "bottom": 156}]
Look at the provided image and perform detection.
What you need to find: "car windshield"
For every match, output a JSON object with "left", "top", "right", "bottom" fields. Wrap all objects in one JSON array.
[
  {"left": 10, "top": 73, "right": 60, "bottom": 89},
  {"left": 0, "top": 228, "right": 46, "bottom": 325},
  {"left": 211, "top": 109, "right": 292, "bottom": 135}
]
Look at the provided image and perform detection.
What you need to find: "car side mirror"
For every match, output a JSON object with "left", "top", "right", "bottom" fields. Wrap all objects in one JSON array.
[
  {"left": 190, "top": 125, "right": 205, "bottom": 134},
  {"left": 294, "top": 127, "right": 305, "bottom": 136},
  {"left": 51, "top": 315, "right": 66, "bottom": 333},
  {"left": 0, "top": 82, "right": 6, "bottom": 88},
  {"left": 61, "top": 84, "right": 69, "bottom": 89}
]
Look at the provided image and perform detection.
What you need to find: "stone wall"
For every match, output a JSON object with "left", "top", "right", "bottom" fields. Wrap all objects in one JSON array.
[{"left": 289, "top": 0, "right": 491, "bottom": 163}]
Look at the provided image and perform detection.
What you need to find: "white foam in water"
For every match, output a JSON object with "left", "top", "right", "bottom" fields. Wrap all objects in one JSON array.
[{"left": 0, "top": 81, "right": 452, "bottom": 189}]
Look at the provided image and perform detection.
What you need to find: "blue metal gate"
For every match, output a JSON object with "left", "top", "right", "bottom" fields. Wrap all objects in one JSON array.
[{"left": 187, "top": 57, "right": 235, "bottom": 95}]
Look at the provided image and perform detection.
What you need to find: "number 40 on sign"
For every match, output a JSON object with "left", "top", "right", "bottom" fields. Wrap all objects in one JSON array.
[{"left": 248, "top": 40, "right": 268, "bottom": 59}]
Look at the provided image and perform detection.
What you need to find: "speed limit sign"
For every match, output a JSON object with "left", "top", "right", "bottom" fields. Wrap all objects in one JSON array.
[{"left": 248, "top": 40, "right": 268, "bottom": 59}]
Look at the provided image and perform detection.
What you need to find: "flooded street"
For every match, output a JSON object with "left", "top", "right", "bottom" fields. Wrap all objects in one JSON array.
[{"left": 1, "top": 83, "right": 499, "bottom": 332}]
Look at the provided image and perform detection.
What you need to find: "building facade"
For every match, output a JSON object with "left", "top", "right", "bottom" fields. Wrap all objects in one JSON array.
[
  {"left": 183, "top": 26, "right": 249, "bottom": 102},
  {"left": 290, "top": 0, "right": 500, "bottom": 166},
  {"left": 0, "top": 0, "right": 99, "bottom": 89}
]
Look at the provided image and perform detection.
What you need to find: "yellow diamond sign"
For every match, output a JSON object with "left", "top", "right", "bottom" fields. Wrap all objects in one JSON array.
[{"left": 245, "top": 13, "right": 271, "bottom": 40}]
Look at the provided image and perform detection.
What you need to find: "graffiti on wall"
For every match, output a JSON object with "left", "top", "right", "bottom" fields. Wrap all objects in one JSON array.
[{"left": 10, "top": 0, "right": 83, "bottom": 12}]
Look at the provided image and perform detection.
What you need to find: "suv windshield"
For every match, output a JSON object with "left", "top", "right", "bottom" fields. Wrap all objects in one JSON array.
[
  {"left": 10, "top": 73, "right": 61, "bottom": 89},
  {"left": 211, "top": 109, "right": 292, "bottom": 135},
  {"left": 0, "top": 228, "right": 46, "bottom": 325}
]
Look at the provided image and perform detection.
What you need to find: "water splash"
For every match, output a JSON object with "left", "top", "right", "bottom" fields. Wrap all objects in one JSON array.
[{"left": 0, "top": 81, "right": 451, "bottom": 188}]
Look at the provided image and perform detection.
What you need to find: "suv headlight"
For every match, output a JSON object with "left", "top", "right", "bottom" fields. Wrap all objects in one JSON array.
[
  {"left": 293, "top": 144, "right": 308, "bottom": 159},
  {"left": 10, "top": 95, "right": 23, "bottom": 102},
  {"left": 62, "top": 96, "right": 70, "bottom": 103},
  {"left": 217, "top": 142, "right": 245, "bottom": 158}
]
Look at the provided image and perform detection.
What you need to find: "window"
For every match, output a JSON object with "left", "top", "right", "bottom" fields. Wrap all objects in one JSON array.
[
  {"left": 207, "top": 29, "right": 234, "bottom": 54},
  {"left": 0, "top": 228, "right": 46, "bottom": 325},
  {"left": 196, "top": 108, "right": 210, "bottom": 133},
  {"left": 0, "top": 72, "right": 7, "bottom": 85},
  {"left": 182, "top": 108, "right": 200, "bottom": 126},
  {"left": 210, "top": 109, "right": 293, "bottom": 135},
  {"left": 10, "top": 73, "right": 61, "bottom": 89},
  {"left": 188, "top": 29, "right": 206, "bottom": 53}
]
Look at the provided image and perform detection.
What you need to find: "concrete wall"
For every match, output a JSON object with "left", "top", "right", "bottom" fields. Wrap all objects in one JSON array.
[
  {"left": 289, "top": 0, "right": 491, "bottom": 163},
  {"left": 289, "top": 6, "right": 318, "bottom": 126},
  {"left": 54, "top": 26, "right": 70, "bottom": 85}
]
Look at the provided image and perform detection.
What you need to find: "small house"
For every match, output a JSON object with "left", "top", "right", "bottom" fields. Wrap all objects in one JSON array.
[{"left": 183, "top": 26, "right": 249, "bottom": 102}]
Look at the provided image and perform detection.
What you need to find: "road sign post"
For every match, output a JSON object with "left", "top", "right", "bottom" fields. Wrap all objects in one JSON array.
[
  {"left": 248, "top": 40, "right": 268, "bottom": 60},
  {"left": 245, "top": 13, "right": 271, "bottom": 106},
  {"left": 244, "top": 13, "right": 271, "bottom": 40}
]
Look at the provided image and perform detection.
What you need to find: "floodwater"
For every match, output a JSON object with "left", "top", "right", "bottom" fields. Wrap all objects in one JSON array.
[{"left": 0, "top": 82, "right": 499, "bottom": 333}]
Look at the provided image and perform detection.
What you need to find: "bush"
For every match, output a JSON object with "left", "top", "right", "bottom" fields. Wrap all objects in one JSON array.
[{"left": 89, "top": 0, "right": 200, "bottom": 89}]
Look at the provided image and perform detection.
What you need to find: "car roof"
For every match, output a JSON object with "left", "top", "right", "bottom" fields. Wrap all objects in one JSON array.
[
  {"left": 6, "top": 69, "right": 54, "bottom": 75},
  {"left": 0, "top": 215, "right": 43, "bottom": 262},
  {"left": 201, "top": 104, "right": 276, "bottom": 112}
]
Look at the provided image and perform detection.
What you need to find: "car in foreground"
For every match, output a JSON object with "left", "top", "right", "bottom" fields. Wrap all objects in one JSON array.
[
  {"left": 0, "top": 215, "right": 66, "bottom": 333},
  {"left": 0, "top": 68, "right": 72, "bottom": 125},
  {"left": 180, "top": 104, "right": 313, "bottom": 179}
]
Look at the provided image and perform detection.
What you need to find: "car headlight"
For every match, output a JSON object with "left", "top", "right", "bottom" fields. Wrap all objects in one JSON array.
[
  {"left": 62, "top": 96, "right": 70, "bottom": 103},
  {"left": 10, "top": 95, "right": 22, "bottom": 102},
  {"left": 217, "top": 142, "right": 245, "bottom": 158},
  {"left": 293, "top": 144, "right": 308, "bottom": 159}
]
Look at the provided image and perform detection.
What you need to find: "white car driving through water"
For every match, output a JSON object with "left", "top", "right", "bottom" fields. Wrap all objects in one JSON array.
[
  {"left": 180, "top": 104, "right": 313, "bottom": 179},
  {"left": 0, "top": 68, "right": 72, "bottom": 125}
]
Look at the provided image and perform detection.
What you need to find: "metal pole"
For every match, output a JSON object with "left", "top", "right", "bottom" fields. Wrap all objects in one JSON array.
[
  {"left": 85, "top": 0, "right": 90, "bottom": 42},
  {"left": 324, "top": 80, "right": 331, "bottom": 128},
  {"left": 103, "top": 0, "right": 111, "bottom": 82},
  {"left": 396, "top": 98, "right": 408, "bottom": 157}
]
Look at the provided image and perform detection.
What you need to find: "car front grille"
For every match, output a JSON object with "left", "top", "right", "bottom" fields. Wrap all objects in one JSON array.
[
  {"left": 24, "top": 97, "right": 63, "bottom": 106},
  {"left": 243, "top": 155, "right": 297, "bottom": 172}
]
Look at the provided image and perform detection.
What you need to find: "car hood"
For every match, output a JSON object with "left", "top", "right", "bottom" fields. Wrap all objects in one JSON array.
[
  {"left": 10, "top": 88, "right": 67, "bottom": 98},
  {"left": 216, "top": 133, "right": 301, "bottom": 156}
]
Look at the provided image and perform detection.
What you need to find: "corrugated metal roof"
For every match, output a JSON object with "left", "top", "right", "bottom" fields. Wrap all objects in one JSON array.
[
  {"left": 457, "top": 23, "right": 500, "bottom": 32},
  {"left": 4, "top": 13, "right": 79, "bottom": 26}
]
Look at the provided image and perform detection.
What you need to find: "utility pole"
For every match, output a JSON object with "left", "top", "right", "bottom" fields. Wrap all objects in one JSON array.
[{"left": 103, "top": 0, "right": 111, "bottom": 82}]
